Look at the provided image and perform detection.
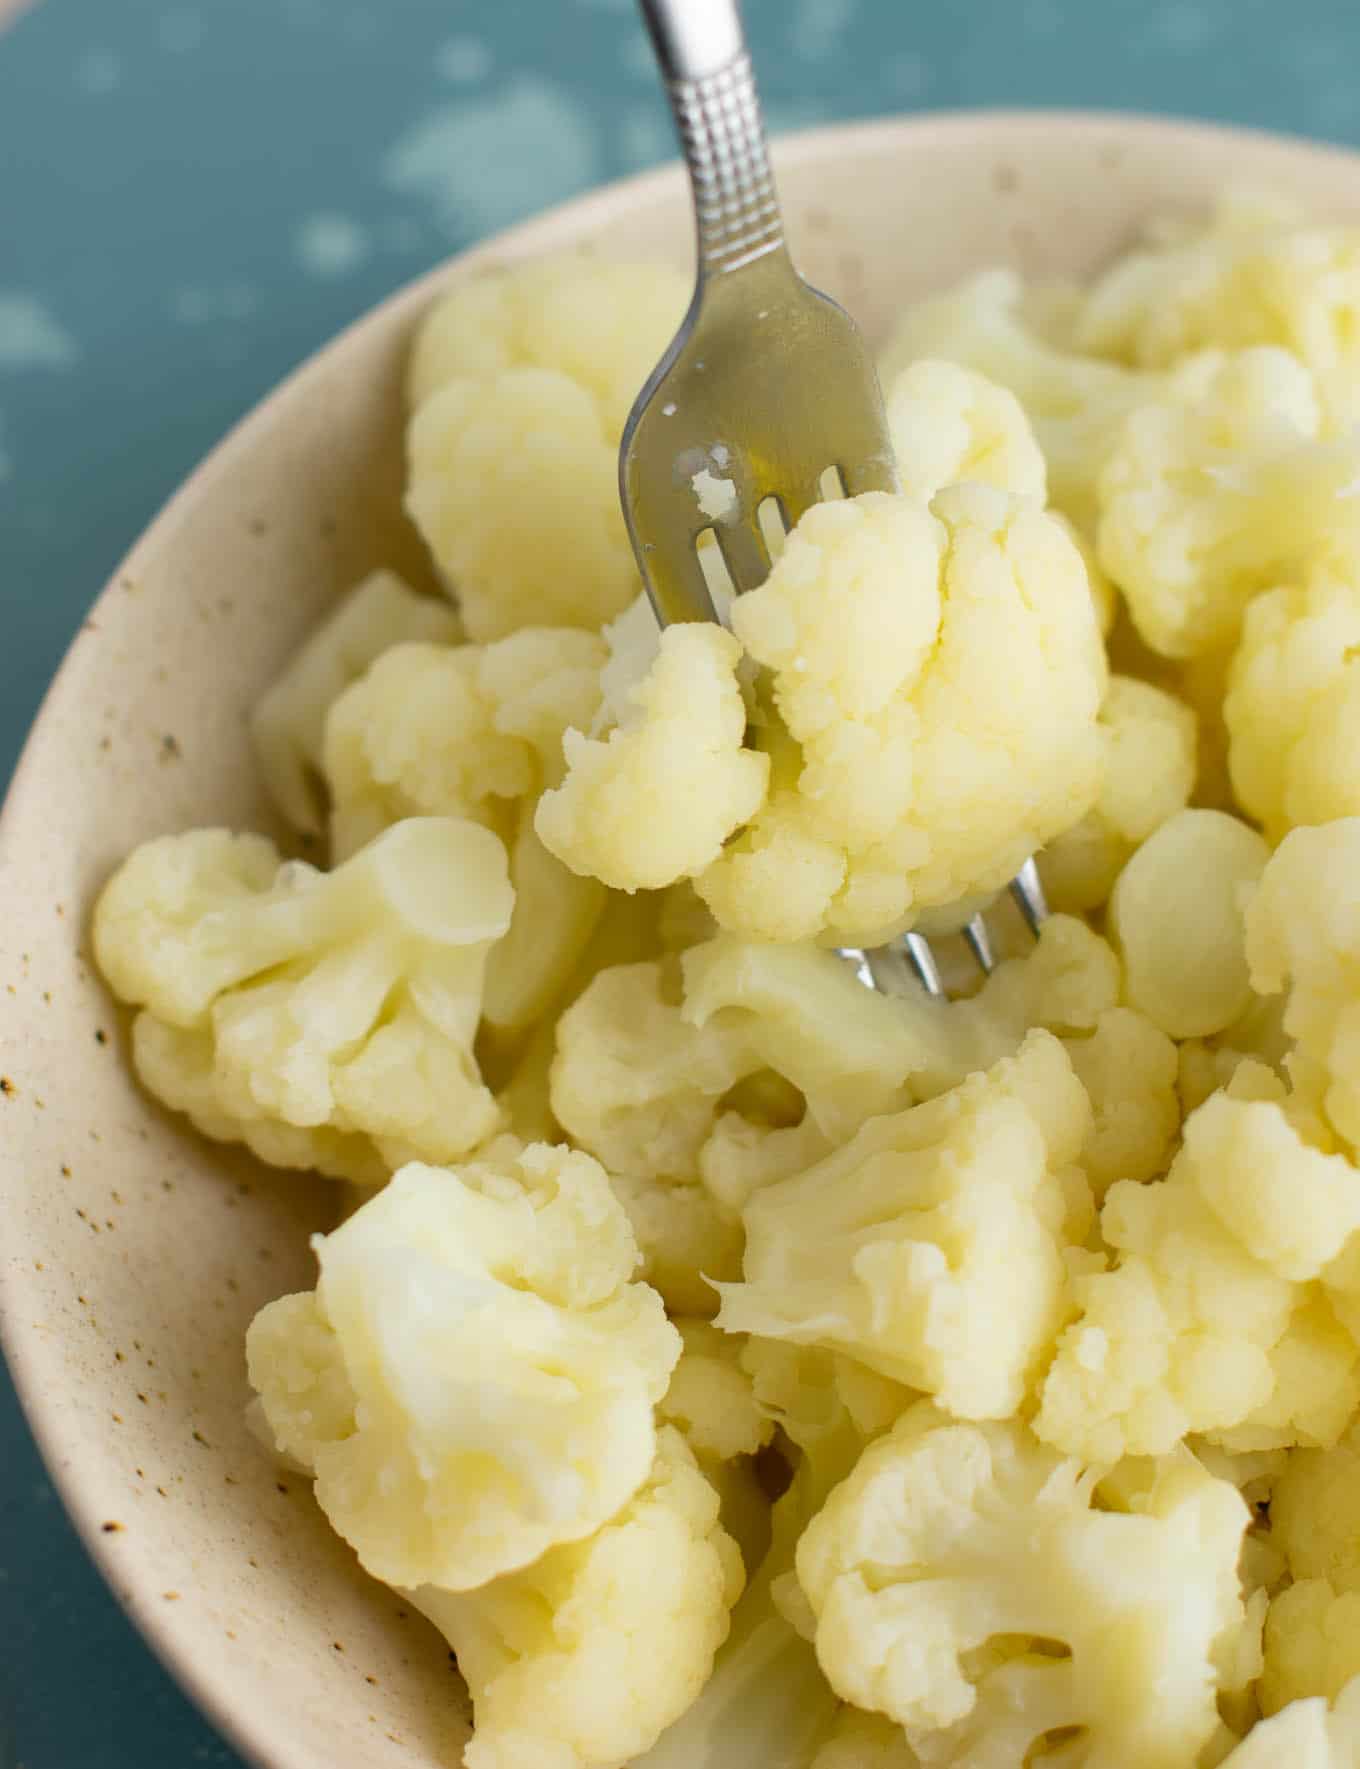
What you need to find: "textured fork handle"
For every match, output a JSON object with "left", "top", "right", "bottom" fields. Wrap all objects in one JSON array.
[{"left": 638, "top": 0, "right": 785, "bottom": 276}]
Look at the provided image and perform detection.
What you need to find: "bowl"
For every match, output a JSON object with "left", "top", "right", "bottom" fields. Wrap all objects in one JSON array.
[{"left": 5, "top": 109, "right": 1360, "bottom": 1769}]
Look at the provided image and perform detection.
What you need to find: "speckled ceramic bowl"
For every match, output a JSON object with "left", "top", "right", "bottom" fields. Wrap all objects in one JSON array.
[{"left": 4, "top": 112, "right": 1360, "bottom": 1769}]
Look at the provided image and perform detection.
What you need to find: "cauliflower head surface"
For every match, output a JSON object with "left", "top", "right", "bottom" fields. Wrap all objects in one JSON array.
[
  {"left": 407, "top": 1426, "right": 742, "bottom": 1769},
  {"left": 93, "top": 818, "right": 514, "bottom": 1180},
  {"left": 246, "top": 1146, "right": 680, "bottom": 1592},
  {"left": 796, "top": 1403, "right": 1249, "bottom": 1768}
]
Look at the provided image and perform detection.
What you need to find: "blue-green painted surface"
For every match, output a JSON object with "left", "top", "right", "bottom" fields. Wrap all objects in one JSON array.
[{"left": 3, "top": 1, "right": 1360, "bottom": 1762}]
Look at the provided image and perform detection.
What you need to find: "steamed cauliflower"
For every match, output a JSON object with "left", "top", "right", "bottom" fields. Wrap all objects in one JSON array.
[
  {"left": 882, "top": 266, "right": 1161, "bottom": 532},
  {"left": 1226, "top": 573, "right": 1360, "bottom": 840},
  {"left": 716, "top": 1033, "right": 1093, "bottom": 1419},
  {"left": 246, "top": 1147, "right": 679, "bottom": 1591},
  {"left": 93, "top": 818, "right": 513, "bottom": 1181},
  {"left": 1036, "top": 1088, "right": 1360, "bottom": 1462},
  {"left": 884, "top": 355, "right": 1046, "bottom": 503},
  {"left": 251, "top": 569, "right": 461, "bottom": 834},
  {"left": 1038, "top": 674, "right": 1198, "bottom": 913},
  {"left": 536, "top": 625, "right": 768, "bottom": 890},
  {"left": 1097, "top": 345, "right": 1360, "bottom": 658},
  {"left": 409, "top": 1427, "right": 742, "bottom": 1769},
  {"left": 1076, "top": 193, "right": 1360, "bottom": 431},
  {"left": 406, "top": 257, "right": 686, "bottom": 640},
  {"left": 796, "top": 1403, "right": 1249, "bottom": 1767},
  {"left": 1246, "top": 819, "right": 1360, "bottom": 1148},
  {"left": 322, "top": 626, "right": 609, "bottom": 1028},
  {"left": 92, "top": 217, "right": 1360, "bottom": 1767},
  {"left": 1108, "top": 808, "right": 1270, "bottom": 1040},
  {"left": 698, "top": 486, "right": 1105, "bottom": 945}
]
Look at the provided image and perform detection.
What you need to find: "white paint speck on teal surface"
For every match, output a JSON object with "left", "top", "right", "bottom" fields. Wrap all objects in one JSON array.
[
  {"left": 74, "top": 46, "right": 121, "bottom": 91},
  {"left": 294, "top": 212, "right": 371, "bottom": 278},
  {"left": 0, "top": 295, "right": 77, "bottom": 369},
  {"left": 383, "top": 76, "right": 601, "bottom": 235},
  {"left": 437, "top": 35, "right": 492, "bottom": 84},
  {"left": 792, "top": 0, "right": 858, "bottom": 62}
]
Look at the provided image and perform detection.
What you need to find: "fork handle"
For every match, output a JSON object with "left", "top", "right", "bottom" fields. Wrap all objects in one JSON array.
[{"left": 637, "top": 0, "right": 786, "bottom": 276}]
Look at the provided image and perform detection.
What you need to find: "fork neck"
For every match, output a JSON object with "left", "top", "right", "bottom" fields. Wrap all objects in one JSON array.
[{"left": 639, "top": 0, "right": 787, "bottom": 278}]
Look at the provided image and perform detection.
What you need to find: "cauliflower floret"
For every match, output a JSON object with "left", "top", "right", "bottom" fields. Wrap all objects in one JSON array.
[
  {"left": 1264, "top": 1581, "right": 1360, "bottom": 1714},
  {"left": 659, "top": 1321, "right": 774, "bottom": 1463},
  {"left": 1066, "top": 1006, "right": 1181, "bottom": 1197},
  {"left": 1075, "top": 194, "right": 1360, "bottom": 432},
  {"left": 1217, "top": 1675, "right": 1360, "bottom": 1766},
  {"left": 1096, "top": 345, "right": 1360, "bottom": 658},
  {"left": 250, "top": 569, "right": 461, "bottom": 835},
  {"left": 408, "top": 1427, "right": 742, "bottom": 1769},
  {"left": 93, "top": 819, "right": 512, "bottom": 1180},
  {"left": 408, "top": 368, "right": 640, "bottom": 640},
  {"left": 322, "top": 629, "right": 609, "bottom": 1030},
  {"left": 1226, "top": 574, "right": 1360, "bottom": 841},
  {"left": 715, "top": 1032, "right": 1093, "bottom": 1420},
  {"left": 1108, "top": 808, "right": 1270, "bottom": 1040},
  {"left": 809, "top": 1711, "right": 918, "bottom": 1768},
  {"left": 1038, "top": 675, "right": 1198, "bottom": 914},
  {"left": 408, "top": 254, "right": 687, "bottom": 437},
  {"left": 245, "top": 1148, "right": 680, "bottom": 1592},
  {"left": 697, "top": 486, "right": 1105, "bottom": 947},
  {"left": 638, "top": 1343, "right": 903, "bottom": 1769},
  {"left": 1036, "top": 1089, "right": 1360, "bottom": 1463},
  {"left": 1273, "top": 1420, "right": 1360, "bottom": 1594},
  {"left": 550, "top": 960, "right": 755, "bottom": 1181},
  {"left": 594, "top": 590, "right": 662, "bottom": 733},
  {"left": 680, "top": 933, "right": 934, "bottom": 1141},
  {"left": 405, "top": 257, "right": 686, "bottom": 642},
  {"left": 322, "top": 628, "right": 604, "bottom": 856},
  {"left": 884, "top": 356, "right": 1046, "bottom": 504},
  {"left": 882, "top": 267, "right": 1162, "bottom": 533},
  {"left": 1246, "top": 820, "right": 1360, "bottom": 1149},
  {"left": 536, "top": 625, "right": 768, "bottom": 891},
  {"left": 609, "top": 1170, "right": 744, "bottom": 1319},
  {"left": 796, "top": 1403, "right": 1249, "bottom": 1766}
]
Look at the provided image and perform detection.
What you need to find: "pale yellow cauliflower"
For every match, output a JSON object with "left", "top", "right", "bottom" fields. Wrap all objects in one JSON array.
[
  {"left": 1038, "top": 674, "right": 1198, "bottom": 913},
  {"left": 1226, "top": 573, "right": 1360, "bottom": 840},
  {"left": 1097, "top": 345, "right": 1360, "bottom": 658},
  {"left": 1246, "top": 819, "right": 1360, "bottom": 1149},
  {"left": 796, "top": 1404, "right": 1249, "bottom": 1768},
  {"left": 1218, "top": 1676, "right": 1360, "bottom": 1766},
  {"left": 93, "top": 818, "right": 512, "bottom": 1182},
  {"left": 1264, "top": 1424, "right": 1360, "bottom": 1712},
  {"left": 250, "top": 569, "right": 461, "bottom": 835},
  {"left": 884, "top": 355, "right": 1046, "bottom": 503},
  {"left": 321, "top": 626, "right": 610, "bottom": 1031},
  {"left": 882, "top": 266, "right": 1162, "bottom": 533},
  {"left": 408, "top": 1426, "right": 741, "bottom": 1769},
  {"left": 698, "top": 486, "right": 1105, "bottom": 946},
  {"left": 405, "top": 257, "right": 685, "bottom": 640},
  {"left": 716, "top": 1032, "right": 1093, "bottom": 1420},
  {"left": 1108, "top": 808, "right": 1271, "bottom": 1040},
  {"left": 1075, "top": 193, "right": 1360, "bottom": 431},
  {"left": 246, "top": 1147, "right": 679, "bottom": 1592},
  {"left": 536, "top": 625, "right": 768, "bottom": 891},
  {"left": 1036, "top": 1088, "right": 1360, "bottom": 1462}
]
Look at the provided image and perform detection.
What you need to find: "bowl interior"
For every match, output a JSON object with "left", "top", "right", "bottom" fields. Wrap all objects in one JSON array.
[{"left": 6, "top": 110, "right": 1360, "bottom": 1769}]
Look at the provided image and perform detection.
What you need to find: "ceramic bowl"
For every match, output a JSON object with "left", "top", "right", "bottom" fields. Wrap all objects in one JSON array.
[{"left": 5, "top": 111, "right": 1360, "bottom": 1769}]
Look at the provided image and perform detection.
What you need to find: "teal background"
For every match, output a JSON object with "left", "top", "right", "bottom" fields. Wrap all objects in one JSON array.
[{"left": 3, "top": 1, "right": 1360, "bottom": 1763}]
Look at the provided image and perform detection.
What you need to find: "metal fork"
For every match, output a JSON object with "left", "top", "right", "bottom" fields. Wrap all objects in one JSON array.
[{"left": 622, "top": 0, "right": 1048, "bottom": 997}]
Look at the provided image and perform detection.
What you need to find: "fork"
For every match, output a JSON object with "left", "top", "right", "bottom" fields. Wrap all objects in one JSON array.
[{"left": 623, "top": 0, "right": 1048, "bottom": 997}]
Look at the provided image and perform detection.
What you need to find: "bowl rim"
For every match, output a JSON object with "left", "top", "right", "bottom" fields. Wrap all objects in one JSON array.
[{"left": 5, "top": 102, "right": 1360, "bottom": 1769}]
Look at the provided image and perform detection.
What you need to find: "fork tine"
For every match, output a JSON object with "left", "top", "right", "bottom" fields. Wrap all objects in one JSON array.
[
  {"left": 962, "top": 914, "right": 996, "bottom": 974},
  {"left": 903, "top": 930, "right": 946, "bottom": 999},
  {"left": 716, "top": 517, "right": 772, "bottom": 595},
  {"left": 632, "top": 530, "right": 724, "bottom": 630},
  {"left": 1008, "top": 857, "right": 1049, "bottom": 939},
  {"left": 839, "top": 455, "right": 899, "bottom": 498}
]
